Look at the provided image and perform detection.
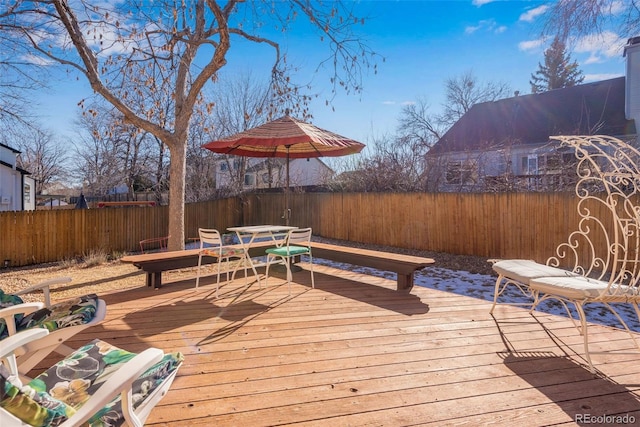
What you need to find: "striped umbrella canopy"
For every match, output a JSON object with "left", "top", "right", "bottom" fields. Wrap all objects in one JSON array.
[
  {"left": 202, "top": 114, "right": 365, "bottom": 224},
  {"left": 202, "top": 114, "right": 365, "bottom": 158}
]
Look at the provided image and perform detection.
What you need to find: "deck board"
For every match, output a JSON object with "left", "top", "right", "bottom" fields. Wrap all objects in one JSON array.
[{"left": 39, "top": 263, "right": 640, "bottom": 426}]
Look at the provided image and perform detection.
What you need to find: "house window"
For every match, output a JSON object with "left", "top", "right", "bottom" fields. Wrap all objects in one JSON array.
[
  {"left": 522, "top": 153, "right": 575, "bottom": 175},
  {"left": 521, "top": 155, "right": 539, "bottom": 175},
  {"left": 445, "top": 161, "right": 476, "bottom": 185},
  {"left": 24, "top": 183, "right": 31, "bottom": 203},
  {"left": 244, "top": 174, "right": 255, "bottom": 186},
  {"left": 221, "top": 159, "right": 242, "bottom": 172}
]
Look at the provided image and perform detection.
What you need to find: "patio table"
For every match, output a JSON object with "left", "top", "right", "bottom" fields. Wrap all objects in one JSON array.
[{"left": 227, "top": 225, "right": 298, "bottom": 283}]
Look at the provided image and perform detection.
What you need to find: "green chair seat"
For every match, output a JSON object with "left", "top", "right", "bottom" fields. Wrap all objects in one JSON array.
[{"left": 265, "top": 246, "right": 310, "bottom": 257}]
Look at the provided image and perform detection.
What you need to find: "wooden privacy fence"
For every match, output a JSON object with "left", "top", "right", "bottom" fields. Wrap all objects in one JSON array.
[
  {"left": 0, "top": 198, "right": 241, "bottom": 267},
  {"left": 243, "top": 192, "right": 587, "bottom": 265},
  {"left": 0, "top": 192, "right": 620, "bottom": 268}
]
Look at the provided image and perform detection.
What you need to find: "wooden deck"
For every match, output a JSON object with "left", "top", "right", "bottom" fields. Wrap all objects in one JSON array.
[{"left": 41, "top": 263, "right": 640, "bottom": 426}]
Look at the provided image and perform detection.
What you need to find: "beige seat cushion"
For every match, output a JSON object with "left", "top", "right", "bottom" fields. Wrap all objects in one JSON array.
[
  {"left": 492, "top": 259, "right": 577, "bottom": 285},
  {"left": 529, "top": 276, "right": 610, "bottom": 299},
  {"left": 530, "top": 275, "right": 640, "bottom": 300}
]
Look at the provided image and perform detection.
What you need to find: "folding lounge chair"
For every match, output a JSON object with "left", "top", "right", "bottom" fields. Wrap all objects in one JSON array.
[
  {"left": 0, "top": 277, "right": 107, "bottom": 375},
  {"left": 0, "top": 328, "right": 183, "bottom": 426}
]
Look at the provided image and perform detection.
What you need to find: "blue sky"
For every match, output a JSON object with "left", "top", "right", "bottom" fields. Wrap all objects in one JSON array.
[{"left": 34, "top": 0, "right": 628, "bottom": 145}]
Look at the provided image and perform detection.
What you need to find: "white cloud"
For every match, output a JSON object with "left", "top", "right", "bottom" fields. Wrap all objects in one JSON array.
[
  {"left": 464, "top": 19, "right": 507, "bottom": 35},
  {"left": 519, "top": 5, "right": 548, "bottom": 23},
  {"left": 583, "top": 53, "right": 603, "bottom": 65},
  {"left": 573, "top": 31, "right": 625, "bottom": 61},
  {"left": 472, "top": 0, "right": 496, "bottom": 6},
  {"left": 465, "top": 25, "right": 481, "bottom": 35},
  {"left": 382, "top": 100, "right": 414, "bottom": 106},
  {"left": 518, "top": 38, "right": 545, "bottom": 52},
  {"left": 583, "top": 73, "right": 624, "bottom": 82},
  {"left": 609, "top": 0, "right": 626, "bottom": 15},
  {"left": 20, "top": 53, "right": 55, "bottom": 66}
]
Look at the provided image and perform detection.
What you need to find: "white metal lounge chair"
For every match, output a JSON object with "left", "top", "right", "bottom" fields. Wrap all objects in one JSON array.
[
  {"left": 264, "top": 227, "right": 315, "bottom": 295},
  {"left": 0, "top": 328, "right": 183, "bottom": 426},
  {"left": 492, "top": 135, "right": 640, "bottom": 372},
  {"left": 0, "top": 277, "right": 107, "bottom": 375}
]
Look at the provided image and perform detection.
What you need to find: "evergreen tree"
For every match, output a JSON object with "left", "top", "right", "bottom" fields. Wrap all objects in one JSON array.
[{"left": 530, "top": 36, "right": 584, "bottom": 93}]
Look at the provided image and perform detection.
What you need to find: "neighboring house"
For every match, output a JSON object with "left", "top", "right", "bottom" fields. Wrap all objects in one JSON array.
[
  {"left": 0, "top": 143, "right": 35, "bottom": 211},
  {"left": 215, "top": 157, "right": 334, "bottom": 191},
  {"left": 427, "top": 37, "right": 640, "bottom": 192}
]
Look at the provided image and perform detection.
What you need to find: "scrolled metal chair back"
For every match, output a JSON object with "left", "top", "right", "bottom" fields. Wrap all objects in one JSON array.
[{"left": 548, "top": 135, "right": 640, "bottom": 291}]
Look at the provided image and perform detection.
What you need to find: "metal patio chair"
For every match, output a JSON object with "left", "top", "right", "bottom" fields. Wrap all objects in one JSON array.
[{"left": 264, "top": 227, "right": 315, "bottom": 295}]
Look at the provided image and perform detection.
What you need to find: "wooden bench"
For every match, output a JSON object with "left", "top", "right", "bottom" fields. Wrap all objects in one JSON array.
[
  {"left": 122, "top": 239, "right": 434, "bottom": 291},
  {"left": 309, "top": 241, "right": 434, "bottom": 291},
  {"left": 121, "top": 241, "right": 273, "bottom": 288}
]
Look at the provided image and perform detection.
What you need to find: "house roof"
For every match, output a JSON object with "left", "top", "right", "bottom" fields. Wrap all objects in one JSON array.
[
  {"left": 0, "top": 142, "right": 21, "bottom": 154},
  {"left": 0, "top": 159, "right": 31, "bottom": 175},
  {"left": 429, "top": 77, "right": 636, "bottom": 155}
]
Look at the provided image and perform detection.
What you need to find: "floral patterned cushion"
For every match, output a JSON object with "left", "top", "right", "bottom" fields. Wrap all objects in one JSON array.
[
  {"left": 201, "top": 247, "right": 245, "bottom": 258},
  {"left": 2, "top": 339, "right": 183, "bottom": 427},
  {"left": 16, "top": 294, "right": 99, "bottom": 335},
  {"left": 0, "top": 290, "right": 25, "bottom": 338},
  {"left": 0, "top": 364, "right": 75, "bottom": 426}
]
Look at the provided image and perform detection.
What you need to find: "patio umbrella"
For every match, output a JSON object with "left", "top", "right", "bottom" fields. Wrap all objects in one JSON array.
[{"left": 202, "top": 113, "right": 365, "bottom": 224}]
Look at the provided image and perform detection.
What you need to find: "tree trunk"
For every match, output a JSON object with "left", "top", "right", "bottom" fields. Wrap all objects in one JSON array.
[{"left": 167, "top": 142, "right": 187, "bottom": 251}]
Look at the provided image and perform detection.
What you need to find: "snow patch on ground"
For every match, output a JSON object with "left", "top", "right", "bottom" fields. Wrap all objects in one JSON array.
[{"left": 313, "top": 258, "right": 640, "bottom": 332}]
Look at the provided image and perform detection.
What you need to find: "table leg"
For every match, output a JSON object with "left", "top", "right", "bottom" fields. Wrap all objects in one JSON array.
[{"left": 235, "top": 231, "right": 261, "bottom": 285}]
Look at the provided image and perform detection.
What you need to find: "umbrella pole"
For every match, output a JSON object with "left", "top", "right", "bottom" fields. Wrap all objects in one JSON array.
[{"left": 284, "top": 146, "right": 291, "bottom": 225}]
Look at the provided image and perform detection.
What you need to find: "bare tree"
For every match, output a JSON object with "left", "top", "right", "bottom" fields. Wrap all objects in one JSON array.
[
  {"left": 205, "top": 72, "right": 275, "bottom": 196},
  {"left": 5, "top": 1, "right": 379, "bottom": 250},
  {"left": 328, "top": 131, "right": 425, "bottom": 192},
  {"left": 396, "top": 97, "right": 444, "bottom": 151},
  {"left": 72, "top": 108, "right": 126, "bottom": 197},
  {"left": 0, "top": 3, "right": 49, "bottom": 130},
  {"left": 13, "top": 127, "right": 68, "bottom": 194},
  {"left": 185, "top": 112, "right": 219, "bottom": 203},
  {"left": 544, "top": 1, "right": 640, "bottom": 40},
  {"left": 71, "top": 102, "right": 162, "bottom": 200},
  {"left": 441, "top": 70, "right": 512, "bottom": 128}
]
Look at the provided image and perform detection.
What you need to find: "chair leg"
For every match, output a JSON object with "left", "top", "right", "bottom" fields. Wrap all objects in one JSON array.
[
  {"left": 285, "top": 257, "right": 293, "bottom": 283},
  {"left": 309, "top": 253, "right": 315, "bottom": 289},
  {"left": 574, "top": 302, "right": 594, "bottom": 372},
  {"left": 265, "top": 254, "right": 272, "bottom": 287},
  {"left": 215, "top": 258, "right": 222, "bottom": 299},
  {"left": 229, "top": 256, "right": 249, "bottom": 286},
  {"left": 244, "top": 255, "right": 249, "bottom": 285},
  {"left": 489, "top": 274, "right": 504, "bottom": 314},
  {"left": 284, "top": 256, "right": 292, "bottom": 295},
  {"left": 195, "top": 254, "right": 203, "bottom": 288}
]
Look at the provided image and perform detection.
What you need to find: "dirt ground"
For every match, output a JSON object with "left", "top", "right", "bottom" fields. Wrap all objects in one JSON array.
[
  {"left": 0, "top": 242, "right": 495, "bottom": 303},
  {"left": 0, "top": 260, "right": 186, "bottom": 302}
]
